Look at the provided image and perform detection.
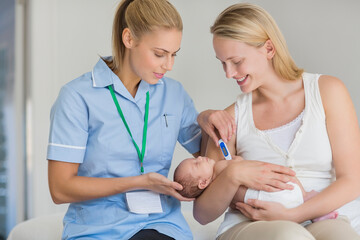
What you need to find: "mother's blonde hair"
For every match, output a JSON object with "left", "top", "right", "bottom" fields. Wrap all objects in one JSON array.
[
  {"left": 211, "top": 3, "right": 303, "bottom": 80},
  {"left": 105, "top": 0, "right": 183, "bottom": 72}
]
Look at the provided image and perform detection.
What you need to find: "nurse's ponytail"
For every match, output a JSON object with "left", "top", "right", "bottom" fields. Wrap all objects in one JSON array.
[{"left": 105, "top": 0, "right": 183, "bottom": 72}]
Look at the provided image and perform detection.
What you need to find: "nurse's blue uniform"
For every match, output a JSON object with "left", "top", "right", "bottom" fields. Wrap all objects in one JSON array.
[{"left": 47, "top": 58, "right": 201, "bottom": 239}]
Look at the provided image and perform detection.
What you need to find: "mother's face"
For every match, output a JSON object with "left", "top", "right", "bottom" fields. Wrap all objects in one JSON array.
[{"left": 212, "top": 35, "right": 272, "bottom": 93}]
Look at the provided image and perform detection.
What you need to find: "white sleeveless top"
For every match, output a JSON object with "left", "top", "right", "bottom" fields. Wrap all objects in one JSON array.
[
  {"left": 261, "top": 109, "right": 304, "bottom": 152},
  {"left": 217, "top": 72, "right": 360, "bottom": 236}
]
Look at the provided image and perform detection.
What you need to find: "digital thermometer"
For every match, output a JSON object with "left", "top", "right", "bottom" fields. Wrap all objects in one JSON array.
[{"left": 219, "top": 139, "right": 232, "bottom": 160}]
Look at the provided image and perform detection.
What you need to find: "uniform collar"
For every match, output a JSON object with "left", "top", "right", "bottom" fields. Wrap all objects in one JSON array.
[{"left": 91, "top": 57, "right": 163, "bottom": 102}]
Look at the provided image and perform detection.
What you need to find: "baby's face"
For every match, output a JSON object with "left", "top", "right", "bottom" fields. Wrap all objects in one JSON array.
[{"left": 179, "top": 156, "right": 215, "bottom": 182}]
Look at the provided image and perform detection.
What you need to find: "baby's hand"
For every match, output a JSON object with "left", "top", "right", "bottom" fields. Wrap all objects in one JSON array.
[{"left": 304, "top": 190, "right": 318, "bottom": 201}]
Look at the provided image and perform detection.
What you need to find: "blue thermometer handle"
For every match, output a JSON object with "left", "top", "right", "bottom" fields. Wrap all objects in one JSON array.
[{"left": 218, "top": 139, "right": 232, "bottom": 160}]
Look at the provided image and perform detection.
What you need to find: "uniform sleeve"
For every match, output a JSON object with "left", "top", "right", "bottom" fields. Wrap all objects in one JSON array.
[
  {"left": 177, "top": 88, "right": 201, "bottom": 154},
  {"left": 47, "top": 84, "right": 89, "bottom": 163}
]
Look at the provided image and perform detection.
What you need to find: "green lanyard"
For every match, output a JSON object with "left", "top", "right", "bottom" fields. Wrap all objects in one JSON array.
[{"left": 108, "top": 85, "right": 149, "bottom": 174}]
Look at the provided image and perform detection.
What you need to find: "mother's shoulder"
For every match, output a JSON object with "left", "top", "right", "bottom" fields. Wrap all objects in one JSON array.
[
  {"left": 318, "top": 74, "right": 347, "bottom": 96},
  {"left": 224, "top": 103, "right": 236, "bottom": 118},
  {"left": 318, "top": 75, "right": 350, "bottom": 112}
]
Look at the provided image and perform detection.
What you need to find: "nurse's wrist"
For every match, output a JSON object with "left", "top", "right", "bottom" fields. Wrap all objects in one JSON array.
[
  {"left": 114, "top": 175, "right": 147, "bottom": 193},
  {"left": 135, "top": 174, "right": 150, "bottom": 190},
  {"left": 140, "top": 172, "right": 157, "bottom": 190},
  {"left": 142, "top": 172, "right": 172, "bottom": 191}
]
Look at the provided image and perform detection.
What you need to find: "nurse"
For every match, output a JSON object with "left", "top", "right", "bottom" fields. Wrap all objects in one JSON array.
[{"left": 47, "top": 0, "right": 232, "bottom": 239}]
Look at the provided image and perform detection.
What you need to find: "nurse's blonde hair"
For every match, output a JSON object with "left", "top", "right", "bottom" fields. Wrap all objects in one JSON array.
[
  {"left": 211, "top": 3, "right": 303, "bottom": 80},
  {"left": 105, "top": 0, "right": 183, "bottom": 72}
]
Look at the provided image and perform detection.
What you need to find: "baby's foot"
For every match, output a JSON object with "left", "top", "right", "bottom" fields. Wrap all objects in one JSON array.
[{"left": 312, "top": 211, "right": 338, "bottom": 222}]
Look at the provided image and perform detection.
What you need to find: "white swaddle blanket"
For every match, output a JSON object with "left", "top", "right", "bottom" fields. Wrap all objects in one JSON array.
[{"left": 244, "top": 182, "right": 303, "bottom": 209}]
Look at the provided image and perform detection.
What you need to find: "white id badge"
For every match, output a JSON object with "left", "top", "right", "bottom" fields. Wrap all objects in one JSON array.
[{"left": 126, "top": 191, "right": 163, "bottom": 214}]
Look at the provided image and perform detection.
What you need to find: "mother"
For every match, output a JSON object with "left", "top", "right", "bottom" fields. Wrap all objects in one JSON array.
[{"left": 195, "top": 3, "right": 360, "bottom": 240}]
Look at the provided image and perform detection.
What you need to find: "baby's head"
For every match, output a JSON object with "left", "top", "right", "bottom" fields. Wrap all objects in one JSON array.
[{"left": 174, "top": 156, "right": 216, "bottom": 198}]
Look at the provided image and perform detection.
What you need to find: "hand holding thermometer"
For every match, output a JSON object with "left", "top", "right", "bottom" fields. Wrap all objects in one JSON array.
[{"left": 218, "top": 139, "right": 232, "bottom": 160}]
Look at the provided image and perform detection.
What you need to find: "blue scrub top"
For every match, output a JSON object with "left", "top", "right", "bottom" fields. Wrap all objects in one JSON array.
[{"left": 47, "top": 58, "right": 201, "bottom": 239}]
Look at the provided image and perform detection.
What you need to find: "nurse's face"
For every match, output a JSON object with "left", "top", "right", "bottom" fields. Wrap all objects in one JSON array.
[{"left": 128, "top": 28, "right": 182, "bottom": 84}]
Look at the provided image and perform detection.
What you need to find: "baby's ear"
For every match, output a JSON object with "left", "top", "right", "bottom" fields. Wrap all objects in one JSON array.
[{"left": 198, "top": 178, "right": 210, "bottom": 190}]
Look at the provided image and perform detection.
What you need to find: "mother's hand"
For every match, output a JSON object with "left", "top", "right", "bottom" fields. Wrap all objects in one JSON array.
[
  {"left": 235, "top": 199, "right": 293, "bottom": 221},
  {"left": 229, "top": 159, "right": 296, "bottom": 192},
  {"left": 144, "top": 172, "right": 194, "bottom": 202}
]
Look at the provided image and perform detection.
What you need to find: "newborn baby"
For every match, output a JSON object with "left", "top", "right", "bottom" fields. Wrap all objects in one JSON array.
[{"left": 174, "top": 156, "right": 338, "bottom": 222}]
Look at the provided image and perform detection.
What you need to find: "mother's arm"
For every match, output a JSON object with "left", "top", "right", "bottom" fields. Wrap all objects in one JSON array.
[
  {"left": 194, "top": 104, "right": 296, "bottom": 224},
  {"left": 291, "top": 75, "right": 360, "bottom": 221},
  {"left": 236, "top": 76, "right": 360, "bottom": 222}
]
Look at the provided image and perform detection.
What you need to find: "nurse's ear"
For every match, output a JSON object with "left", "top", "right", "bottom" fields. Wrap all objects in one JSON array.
[{"left": 122, "top": 28, "right": 135, "bottom": 49}]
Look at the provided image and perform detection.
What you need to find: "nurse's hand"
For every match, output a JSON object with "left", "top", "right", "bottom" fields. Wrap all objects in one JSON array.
[
  {"left": 144, "top": 172, "right": 195, "bottom": 202},
  {"left": 197, "top": 109, "right": 236, "bottom": 146}
]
